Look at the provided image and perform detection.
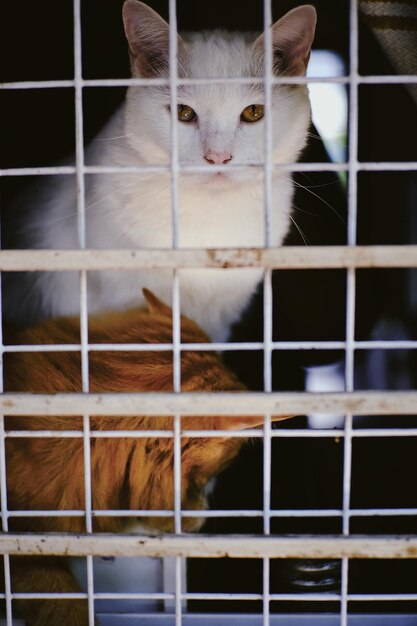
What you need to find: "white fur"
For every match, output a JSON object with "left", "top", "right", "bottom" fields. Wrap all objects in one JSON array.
[{"left": 6, "top": 26, "right": 312, "bottom": 341}]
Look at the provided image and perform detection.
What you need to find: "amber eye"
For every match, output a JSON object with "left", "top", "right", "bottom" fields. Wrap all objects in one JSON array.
[
  {"left": 241, "top": 104, "right": 264, "bottom": 123},
  {"left": 178, "top": 104, "right": 196, "bottom": 122}
]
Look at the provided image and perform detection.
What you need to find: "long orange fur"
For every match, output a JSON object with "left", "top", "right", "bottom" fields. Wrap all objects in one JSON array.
[{"left": 3, "top": 290, "right": 291, "bottom": 625}]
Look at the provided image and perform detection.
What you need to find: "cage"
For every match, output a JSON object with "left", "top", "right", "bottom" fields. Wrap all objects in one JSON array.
[{"left": 1, "top": 0, "right": 417, "bottom": 625}]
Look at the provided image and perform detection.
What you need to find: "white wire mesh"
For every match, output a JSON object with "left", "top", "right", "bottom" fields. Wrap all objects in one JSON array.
[{"left": 1, "top": 0, "right": 417, "bottom": 623}]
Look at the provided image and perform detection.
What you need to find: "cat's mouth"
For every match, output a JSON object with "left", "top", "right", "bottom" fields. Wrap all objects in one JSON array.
[
  {"left": 206, "top": 172, "right": 235, "bottom": 188},
  {"left": 205, "top": 169, "right": 249, "bottom": 186},
  {"left": 181, "top": 165, "right": 259, "bottom": 188}
]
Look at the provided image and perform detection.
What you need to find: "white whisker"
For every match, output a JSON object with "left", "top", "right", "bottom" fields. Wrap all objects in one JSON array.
[
  {"left": 291, "top": 203, "right": 317, "bottom": 218},
  {"left": 293, "top": 178, "right": 346, "bottom": 226},
  {"left": 287, "top": 210, "right": 309, "bottom": 246},
  {"left": 96, "top": 132, "right": 140, "bottom": 141}
]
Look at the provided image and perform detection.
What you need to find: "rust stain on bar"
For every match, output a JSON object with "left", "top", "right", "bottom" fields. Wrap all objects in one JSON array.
[
  {"left": 0, "top": 246, "right": 417, "bottom": 271},
  {"left": 1, "top": 534, "right": 416, "bottom": 559}
]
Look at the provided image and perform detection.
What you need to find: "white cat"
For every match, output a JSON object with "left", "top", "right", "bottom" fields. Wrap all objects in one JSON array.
[{"left": 5, "top": 1, "right": 316, "bottom": 341}]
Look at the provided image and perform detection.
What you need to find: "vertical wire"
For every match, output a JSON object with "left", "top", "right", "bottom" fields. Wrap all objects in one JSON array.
[
  {"left": 262, "top": 557, "right": 271, "bottom": 626},
  {"left": 74, "top": 0, "right": 94, "bottom": 623},
  {"left": 169, "top": 0, "right": 181, "bottom": 532},
  {"left": 262, "top": 0, "right": 273, "bottom": 623},
  {"left": 175, "top": 551, "right": 182, "bottom": 626},
  {"left": 169, "top": 0, "right": 180, "bottom": 251},
  {"left": 263, "top": 271, "right": 272, "bottom": 544},
  {"left": 0, "top": 235, "right": 13, "bottom": 624},
  {"left": 342, "top": 1, "right": 359, "bottom": 625},
  {"left": 74, "top": 1, "right": 86, "bottom": 253},
  {"left": 263, "top": 269, "right": 273, "bottom": 395},
  {"left": 0, "top": 416, "right": 13, "bottom": 626},
  {"left": 168, "top": 1, "right": 182, "bottom": 624},
  {"left": 263, "top": 0, "right": 274, "bottom": 248},
  {"left": 263, "top": 268, "right": 273, "bottom": 554},
  {"left": 1, "top": 553, "right": 13, "bottom": 626},
  {"left": 263, "top": 403, "right": 272, "bottom": 626}
]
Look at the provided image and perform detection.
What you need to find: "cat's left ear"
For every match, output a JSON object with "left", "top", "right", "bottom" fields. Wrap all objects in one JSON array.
[
  {"left": 253, "top": 5, "right": 317, "bottom": 76},
  {"left": 216, "top": 414, "right": 295, "bottom": 431},
  {"left": 123, "top": 0, "right": 185, "bottom": 78},
  {"left": 143, "top": 289, "right": 172, "bottom": 317}
]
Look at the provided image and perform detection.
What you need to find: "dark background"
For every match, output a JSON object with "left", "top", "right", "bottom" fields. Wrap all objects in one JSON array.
[{"left": 1, "top": 0, "right": 416, "bottom": 615}]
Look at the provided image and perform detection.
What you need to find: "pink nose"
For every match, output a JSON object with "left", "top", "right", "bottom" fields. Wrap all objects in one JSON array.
[{"left": 203, "top": 151, "right": 233, "bottom": 164}]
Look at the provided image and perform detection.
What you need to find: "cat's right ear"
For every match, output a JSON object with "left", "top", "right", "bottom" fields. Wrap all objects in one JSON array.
[
  {"left": 253, "top": 5, "right": 317, "bottom": 76},
  {"left": 122, "top": 0, "right": 184, "bottom": 78}
]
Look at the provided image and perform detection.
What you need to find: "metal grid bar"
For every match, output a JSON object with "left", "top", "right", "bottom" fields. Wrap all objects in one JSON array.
[
  {"left": 4, "top": 428, "right": 417, "bottom": 440},
  {"left": 3, "top": 507, "right": 417, "bottom": 519},
  {"left": 1, "top": 391, "right": 416, "bottom": 415},
  {"left": 0, "top": 415, "right": 12, "bottom": 621},
  {"left": 0, "top": 199, "right": 13, "bottom": 626},
  {"left": 262, "top": 270, "right": 273, "bottom": 626},
  {"left": 262, "top": 3, "right": 274, "bottom": 622},
  {"left": 167, "top": 1, "right": 183, "bottom": 621},
  {"left": 3, "top": 74, "right": 417, "bottom": 90},
  {"left": 3, "top": 162, "right": 417, "bottom": 177},
  {"left": 0, "top": 591, "right": 416, "bottom": 602},
  {"left": 341, "top": 3, "right": 360, "bottom": 622},
  {"left": 1, "top": 534, "right": 416, "bottom": 559},
  {"left": 3, "top": 339, "right": 417, "bottom": 354},
  {"left": 73, "top": 0, "right": 95, "bottom": 622},
  {"left": 1, "top": 245, "right": 417, "bottom": 271}
]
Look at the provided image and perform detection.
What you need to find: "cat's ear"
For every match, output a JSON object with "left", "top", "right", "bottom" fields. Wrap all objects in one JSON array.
[
  {"left": 122, "top": 0, "right": 185, "bottom": 78},
  {"left": 143, "top": 288, "right": 172, "bottom": 317},
  {"left": 253, "top": 5, "right": 317, "bottom": 77},
  {"left": 216, "top": 414, "right": 294, "bottom": 431}
]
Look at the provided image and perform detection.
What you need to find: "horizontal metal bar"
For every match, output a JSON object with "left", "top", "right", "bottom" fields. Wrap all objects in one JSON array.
[
  {"left": 0, "top": 591, "right": 174, "bottom": 601},
  {"left": 1, "top": 533, "right": 416, "bottom": 558},
  {"left": 357, "top": 162, "right": 417, "bottom": 171},
  {"left": 348, "top": 508, "right": 417, "bottom": 517},
  {"left": 5, "top": 428, "right": 417, "bottom": 440},
  {"left": 3, "top": 340, "right": 417, "bottom": 355},
  {"left": 1, "top": 246, "right": 417, "bottom": 272},
  {"left": 2, "top": 74, "right": 417, "bottom": 90},
  {"left": 4, "top": 340, "right": 417, "bottom": 358},
  {"left": 1, "top": 592, "right": 416, "bottom": 604},
  {"left": 345, "top": 594, "right": 417, "bottom": 602},
  {"left": 4, "top": 429, "right": 263, "bottom": 438},
  {"left": 350, "top": 341, "right": 417, "bottom": 350},
  {"left": 0, "top": 166, "right": 77, "bottom": 176},
  {"left": 1, "top": 391, "right": 417, "bottom": 416},
  {"left": 2, "top": 162, "right": 417, "bottom": 177},
  {"left": 146, "top": 428, "right": 417, "bottom": 438},
  {"left": 4, "top": 430, "right": 175, "bottom": 439},
  {"left": 346, "top": 429, "right": 417, "bottom": 437},
  {"left": 2, "top": 163, "right": 346, "bottom": 177},
  {"left": 7, "top": 510, "right": 86, "bottom": 518},
  {"left": 5, "top": 507, "right": 417, "bottom": 520},
  {"left": 81, "top": 162, "right": 417, "bottom": 174},
  {"left": 2, "top": 343, "right": 235, "bottom": 353},
  {"left": 0, "top": 338, "right": 376, "bottom": 354},
  {"left": 1, "top": 592, "right": 416, "bottom": 605}
]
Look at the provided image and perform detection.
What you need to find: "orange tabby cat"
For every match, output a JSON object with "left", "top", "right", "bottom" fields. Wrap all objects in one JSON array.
[{"left": 3, "top": 290, "right": 291, "bottom": 626}]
